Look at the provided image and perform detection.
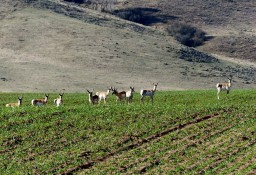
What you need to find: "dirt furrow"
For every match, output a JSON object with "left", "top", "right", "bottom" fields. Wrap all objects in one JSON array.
[
  {"left": 135, "top": 125, "right": 234, "bottom": 174},
  {"left": 57, "top": 113, "right": 221, "bottom": 174},
  {"left": 147, "top": 138, "right": 255, "bottom": 175},
  {"left": 119, "top": 117, "right": 232, "bottom": 173},
  {"left": 198, "top": 139, "right": 256, "bottom": 174},
  {"left": 154, "top": 121, "right": 255, "bottom": 174},
  {"left": 245, "top": 169, "right": 256, "bottom": 175},
  {"left": 224, "top": 152, "right": 255, "bottom": 175},
  {"left": 184, "top": 129, "right": 253, "bottom": 171},
  {"left": 19, "top": 136, "right": 86, "bottom": 163},
  {"left": 1, "top": 116, "right": 69, "bottom": 155},
  {"left": 117, "top": 134, "right": 197, "bottom": 173},
  {"left": 1, "top": 131, "right": 69, "bottom": 159}
]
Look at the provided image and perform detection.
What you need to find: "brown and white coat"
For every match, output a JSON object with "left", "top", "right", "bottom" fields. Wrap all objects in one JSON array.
[
  {"left": 87, "top": 89, "right": 99, "bottom": 105},
  {"left": 96, "top": 87, "right": 112, "bottom": 104},
  {"left": 216, "top": 77, "right": 232, "bottom": 100},
  {"left": 6, "top": 97, "right": 23, "bottom": 107},
  {"left": 140, "top": 83, "right": 158, "bottom": 104},
  {"left": 54, "top": 93, "right": 64, "bottom": 107},
  {"left": 31, "top": 94, "right": 49, "bottom": 106},
  {"left": 112, "top": 87, "right": 126, "bottom": 103}
]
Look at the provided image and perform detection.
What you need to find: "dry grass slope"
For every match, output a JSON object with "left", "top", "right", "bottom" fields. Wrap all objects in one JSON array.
[
  {"left": 116, "top": 0, "right": 256, "bottom": 62},
  {"left": 0, "top": 0, "right": 255, "bottom": 92}
]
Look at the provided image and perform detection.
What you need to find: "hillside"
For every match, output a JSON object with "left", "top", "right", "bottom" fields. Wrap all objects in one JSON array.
[
  {"left": 0, "top": 0, "right": 255, "bottom": 92},
  {"left": 115, "top": 0, "right": 256, "bottom": 63}
]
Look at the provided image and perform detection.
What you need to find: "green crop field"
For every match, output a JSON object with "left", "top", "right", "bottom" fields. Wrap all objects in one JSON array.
[{"left": 1, "top": 90, "right": 255, "bottom": 174}]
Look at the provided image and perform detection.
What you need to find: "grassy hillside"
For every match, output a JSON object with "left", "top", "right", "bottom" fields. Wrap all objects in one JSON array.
[
  {"left": 0, "top": 0, "right": 255, "bottom": 92},
  {"left": 1, "top": 90, "right": 255, "bottom": 174}
]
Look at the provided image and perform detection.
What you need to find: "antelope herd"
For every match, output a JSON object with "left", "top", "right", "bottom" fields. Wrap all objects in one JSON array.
[
  {"left": 4, "top": 83, "right": 157, "bottom": 107},
  {"left": 4, "top": 78, "right": 234, "bottom": 108}
]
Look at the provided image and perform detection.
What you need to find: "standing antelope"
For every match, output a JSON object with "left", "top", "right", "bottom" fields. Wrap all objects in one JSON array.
[
  {"left": 140, "top": 83, "right": 158, "bottom": 104},
  {"left": 216, "top": 77, "right": 232, "bottom": 100},
  {"left": 6, "top": 97, "right": 23, "bottom": 107},
  {"left": 112, "top": 87, "right": 126, "bottom": 103},
  {"left": 126, "top": 86, "right": 135, "bottom": 103},
  {"left": 54, "top": 93, "right": 64, "bottom": 107},
  {"left": 96, "top": 87, "right": 112, "bottom": 104},
  {"left": 31, "top": 94, "right": 49, "bottom": 106},
  {"left": 87, "top": 89, "right": 99, "bottom": 105}
]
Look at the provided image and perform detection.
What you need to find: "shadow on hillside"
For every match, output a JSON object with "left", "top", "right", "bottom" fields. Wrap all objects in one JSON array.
[
  {"left": 113, "top": 7, "right": 177, "bottom": 26},
  {"left": 64, "top": 0, "right": 84, "bottom": 4},
  {"left": 205, "top": 35, "right": 214, "bottom": 41}
]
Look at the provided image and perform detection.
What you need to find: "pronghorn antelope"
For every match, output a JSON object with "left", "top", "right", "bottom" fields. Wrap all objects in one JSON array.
[
  {"left": 216, "top": 77, "right": 232, "bottom": 100},
  {"left": 87, "top": 89, "right": 99, "bottom": 105},
  {"left": 54, "top": 93, "right": 64, "bottom": 107},
  {"left": 140, "top": 83, "right": 158, "bottom": 104},
  {"left": 31, "top": 94, "right": 49, "bottom": 106},
  {"left": 126, "top": 86, "right": 135, "bottom": 103},
  {"left": 96, "top": 87, "right": 112, "bottom": 104},
  {"left": 112, "top": 87, "right": 126, "bottom": 103},
  {"left": 6, "top": 97, "right": 23, "bottom": 107}
]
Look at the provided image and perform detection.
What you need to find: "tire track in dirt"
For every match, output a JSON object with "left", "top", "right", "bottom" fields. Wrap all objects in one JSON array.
[{"left": 57, "top": 112, "right": 223, "bottom": 174}]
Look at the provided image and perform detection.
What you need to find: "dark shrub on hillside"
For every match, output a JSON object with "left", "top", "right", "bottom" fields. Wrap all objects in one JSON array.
[
  {"left": 167, "top": 22, "right": 207, "bottom": 47},
  {"left": 113, "top": 8, "right": 146, "bottom": 24},
  {"left": 24, "top": 0, "right": 37, "bottom": 2},
  {"left": 64, "top": 0, "right": 85, "bottom": 3}
]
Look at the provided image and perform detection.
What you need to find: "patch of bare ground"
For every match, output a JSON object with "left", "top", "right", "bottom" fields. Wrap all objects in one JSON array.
[
  {"left": 201, "top": 35, "right": 256, "bottom": 62},
  {"left": 0, "top": 0, "right": 26, "bottom": 20}
]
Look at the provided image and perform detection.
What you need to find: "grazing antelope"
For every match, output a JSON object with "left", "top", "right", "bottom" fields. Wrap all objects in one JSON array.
[
  {"left": 112, "top": 87, "right": 126, "bottom": 103},
  {"left": 216, "top": 77, "right": 232, "bottom": 100},
  {"left": 6, "top": 97, "right": 23, "bottom": 107},
  {"left": 96, "top": 87, "right": 112, "bottom": 104},
  {"left": 54, "top": 93, "right": 64, "bottom": 107},
  {"left": 31, "top": 94, "right": 49, "bottom": 106},
  {"left": 140, "top": 83, "right": 158, "bottom": 104},
  {"left": 87, "top": 89, "right": 99, "bottom": 105},
  {"left": 126, "top": 86, "right": 135, "bottom": 103}
]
